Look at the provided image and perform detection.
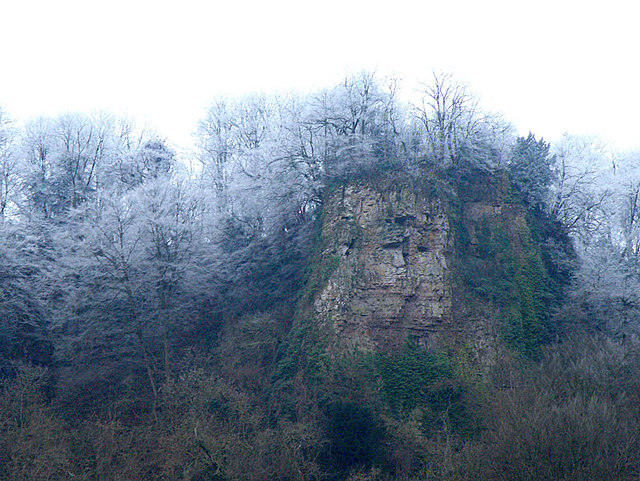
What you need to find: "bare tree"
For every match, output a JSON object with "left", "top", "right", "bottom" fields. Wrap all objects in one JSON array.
[
  {"left": 415, "top": 72, "right": 482, "bottom": 166},
  {"left": 549, "top": 134, "right": 612, "bottom": 238},
  {"left": 0, "top": 108, "right": 19, "bottom": 220}
]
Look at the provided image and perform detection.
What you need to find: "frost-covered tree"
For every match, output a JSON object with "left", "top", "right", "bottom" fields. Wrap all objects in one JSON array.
[
  {"left": 198, "top": 92, "right": 322, "bottom": 235},
  {"left": 413, "top": 72, "right": 515, "bottom": 171},
  {"left": 306, "top": 71, "right": 405, "bottom": 177},
  {"left": 16, "top": 113, "right": 170, "bottom": 220},
  {"left": 0, "top": 108, "right": 19, "bottom": 220},
  {"left": 51, "top": 171, "right": 211, "bottom": 409},
  {"left": 18, "top": 113, "right": 115, "bottom": 218},
  {"left": 110, "top": 137, "right": 175, "bottom": 190},
  {"left": 552, "top": 140, "right": 640, "bottom": 335},
  {"left": 0, "top": 223, "right": 54, "bottom": 375},
  {"left": 549, "top": 134, "right": 612, "bottom": 239}
]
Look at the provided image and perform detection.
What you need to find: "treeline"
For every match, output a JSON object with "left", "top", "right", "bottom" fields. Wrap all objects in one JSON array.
[
  {"left": 0, "top": 72, "right": 639, "bottom": 480},
  {"left": 0, "top": 72, "right": 516, "bottom": 387},
  {"left": 2, "top": 328, "right": 640, "bottom": 480}
]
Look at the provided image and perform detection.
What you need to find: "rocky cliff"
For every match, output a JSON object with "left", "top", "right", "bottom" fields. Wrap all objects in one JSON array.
[
  {"left": 305, "top": 173, "right": 563, "bottom": 359},
  {"left": 313, "top": 182, "right": 452, "bottom": 352}
]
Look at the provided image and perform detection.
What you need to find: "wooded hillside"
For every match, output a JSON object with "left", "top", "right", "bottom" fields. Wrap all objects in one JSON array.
[{"left": 1, "top": 73, "right": 640, "bottom": 480}]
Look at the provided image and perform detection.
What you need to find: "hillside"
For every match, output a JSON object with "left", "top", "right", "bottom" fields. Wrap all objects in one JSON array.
[
  {"left": 1, "top": 73, "right": 640, "bottom": 480},
  {"left": 291, "top": 171, "right": 568, "bottom": 361}
]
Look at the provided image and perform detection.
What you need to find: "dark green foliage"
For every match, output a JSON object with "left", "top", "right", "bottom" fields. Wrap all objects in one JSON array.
[
  {"left": 192, "top": 465, "right": 227, "bottom": 481},
  {"left": 269, "top": 209, "right": 338, "bottom": 405},
  {"left": 452, "top": 188, "right": 559, "bottom": 358},
  {"left": 509, "top": 133, "right": 555, "bottom": 208},
  {"left": 323, "top": 401, "right": 385, "bottom": 472},
  {"left": 375, "top": 341, "right": 478, "bottom": 438},
  {"left": 493, "top": 222, "right": 553, "bottom": 357},
  {"left": 526, "top": 206, "right": 576, "bottom": 310},
  {"left": 376, "top": 340, "right": 452, "bottom": 414}
]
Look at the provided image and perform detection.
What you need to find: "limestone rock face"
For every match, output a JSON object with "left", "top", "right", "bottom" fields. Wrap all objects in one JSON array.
[
  {"left": 314, "top": 183, "right": 452, "bottom": 351},
  {"left": 306, "top": 172, "right": 564, "bottom": 361}
]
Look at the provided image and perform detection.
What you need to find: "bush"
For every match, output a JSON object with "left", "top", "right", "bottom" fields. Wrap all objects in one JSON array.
[
  {"left": 376, "top": 340, "right": 452, "bottom": 414},
  {"left": 471, "top": 336, "right": 640, "bottom": 481},
  {"left": 323, "top": 401, "right": 386, "bottom": 473}
]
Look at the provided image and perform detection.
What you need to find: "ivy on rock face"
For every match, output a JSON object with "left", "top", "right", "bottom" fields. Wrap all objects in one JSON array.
[{"left": 376, "top": 340, "right": 452, "bottom": 414}]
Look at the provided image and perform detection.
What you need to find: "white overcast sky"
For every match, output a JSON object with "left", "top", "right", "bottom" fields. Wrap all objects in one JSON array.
[{"left": 1, "top": 0, "right": 639, "bottom": 150}]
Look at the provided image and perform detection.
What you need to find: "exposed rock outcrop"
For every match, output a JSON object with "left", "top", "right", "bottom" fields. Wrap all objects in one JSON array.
[
  {"left": 307, "top": 173, "right": 564, "bottom": 359},
  {"left": 313, "top": 182, "right": 452, "bottom": 352}
]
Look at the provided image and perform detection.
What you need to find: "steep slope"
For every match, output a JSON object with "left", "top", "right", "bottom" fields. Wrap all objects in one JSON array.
[
  {"left": 313, "top": 181, "right": 452, "bottom": 352},
  {"left": 301, "top": 171, "right": 567, "bottom": 361}
]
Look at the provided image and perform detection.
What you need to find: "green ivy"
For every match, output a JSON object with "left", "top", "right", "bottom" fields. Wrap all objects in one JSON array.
[
  {"left": 503, "top": 225, "right": 551, "bottom": 357},
  {"left": 375, "top": 339, "right": 452, "bottom": 413},
  {"left": 453, "top": 208, "right": 554, "bottom": 358}
]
